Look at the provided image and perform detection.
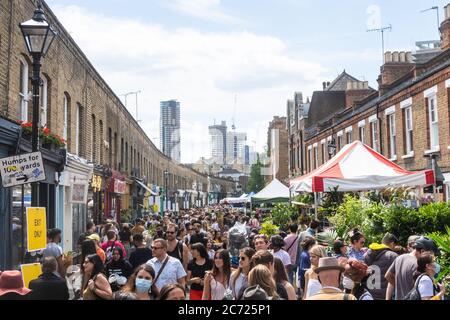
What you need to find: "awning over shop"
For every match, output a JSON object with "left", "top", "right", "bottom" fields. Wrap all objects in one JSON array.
[{"left": 136, "top": 180, "right": 157, "bottom": 196}]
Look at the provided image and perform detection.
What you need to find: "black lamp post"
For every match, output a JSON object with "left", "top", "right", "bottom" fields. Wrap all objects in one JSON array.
[
  {"left": 327, "top": 138, "right": 337, "bottom": 158},
  {"left": 164, "top": 170, "right": 169, "bottom": 212},
  {"left": 20, "top": 1, "right": 57, "bottom": 207}
]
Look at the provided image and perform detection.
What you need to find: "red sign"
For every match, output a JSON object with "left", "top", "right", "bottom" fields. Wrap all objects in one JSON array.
[{"left": 114, "top": 180, "right": 126, "bottom": 194}]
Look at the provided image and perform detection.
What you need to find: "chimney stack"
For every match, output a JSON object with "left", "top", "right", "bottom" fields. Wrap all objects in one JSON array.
[{"left": 441, "top": 4, "right": 450, "bottom": 51}]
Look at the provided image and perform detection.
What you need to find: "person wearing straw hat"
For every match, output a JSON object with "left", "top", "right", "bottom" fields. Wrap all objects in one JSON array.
[
  {"left": 305, "top": 257, "right": 357, "bottom": 300},
  {"left": 0, "top": 270, "right": 32, "bottom": 300}
]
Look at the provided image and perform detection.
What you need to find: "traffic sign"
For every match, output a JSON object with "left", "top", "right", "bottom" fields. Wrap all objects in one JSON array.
[
  {"left": 0, "top": 152, "right": 46, "bottom": 187},
  {"left": 26, "top": 207, "right": 47, "bottom": 252}
]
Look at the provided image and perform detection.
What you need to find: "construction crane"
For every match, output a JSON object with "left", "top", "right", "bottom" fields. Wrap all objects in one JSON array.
[{"left": 421, "top": 6, "right": 440, "bottom": 40}]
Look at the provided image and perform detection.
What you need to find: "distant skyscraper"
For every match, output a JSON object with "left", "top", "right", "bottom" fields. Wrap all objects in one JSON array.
[
  {"left": 209, "top": 121, "right": 227, "bottom": 165},
  {"left": 226, "top": 131, "right": 247, "bottom": 164},
  {"left": 160, "top": 100, "right": 181, "bottom": 162}
]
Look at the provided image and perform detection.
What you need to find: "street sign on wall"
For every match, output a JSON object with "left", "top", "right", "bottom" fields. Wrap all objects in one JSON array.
[
  {"left": 26, "top": 207, "right": 47, "bottom": 252},
  {"left": 0, "top": 152, "right": 46, "bottom": 188}
]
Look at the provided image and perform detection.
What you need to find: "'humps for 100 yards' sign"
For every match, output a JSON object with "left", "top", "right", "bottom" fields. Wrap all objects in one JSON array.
[{"left": 0, "top": 152, "right": 46, "bottom": 188}]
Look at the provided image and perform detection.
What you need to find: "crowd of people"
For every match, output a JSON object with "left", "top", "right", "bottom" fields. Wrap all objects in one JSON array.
[{"left": 0, "top": 204, "right": 447, "bottom": 301}]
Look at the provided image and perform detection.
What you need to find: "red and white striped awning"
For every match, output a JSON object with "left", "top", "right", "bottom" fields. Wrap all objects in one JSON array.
[{"left": 290, "top": 141, "right": 435, "bottom": 193}]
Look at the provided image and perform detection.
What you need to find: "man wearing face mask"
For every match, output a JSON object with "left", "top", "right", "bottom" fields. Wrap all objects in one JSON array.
[{"left": 306, "top": 257, "right": 357, "bottom": 300}]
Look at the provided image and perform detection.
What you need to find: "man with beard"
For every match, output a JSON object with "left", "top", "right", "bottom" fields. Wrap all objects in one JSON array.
[{"left": 167, "top": 223, "right": 190, "bottom": 272}]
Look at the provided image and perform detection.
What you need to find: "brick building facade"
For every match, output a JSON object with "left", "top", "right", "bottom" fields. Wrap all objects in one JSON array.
[
  {"left": 0, "top": 0, "right": 234, "bottom": 269},
  {"left": 266, "top": 116, "right": 288, "bottom": 183},
  {"left": 288, "top": 4, "right": 450, "bottom": 201}
]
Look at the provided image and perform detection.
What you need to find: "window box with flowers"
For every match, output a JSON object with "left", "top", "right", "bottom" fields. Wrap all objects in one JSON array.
[{"left": 20, "top": 121, "right": 66, "bottom": 151}]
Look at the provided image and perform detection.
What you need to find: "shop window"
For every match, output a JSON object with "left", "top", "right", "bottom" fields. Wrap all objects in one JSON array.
[{"left": 11, "top": 185, "right": 32, "bottom": 269}]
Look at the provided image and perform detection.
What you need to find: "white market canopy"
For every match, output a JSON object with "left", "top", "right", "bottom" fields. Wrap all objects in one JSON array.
[
  {"left": 219, "top": 193, "right": 253, "bottom": 204},
  {"left": 251, "top": 178, "right": 290, "bottom": 203},
  {"left": 290, "top": 141, "right": 435, "bottom": 193}
]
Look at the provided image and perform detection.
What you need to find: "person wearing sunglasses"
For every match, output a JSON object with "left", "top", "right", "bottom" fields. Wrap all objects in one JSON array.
[
  {"left": 229, "top": 247, "right": 256, "bottom": 300},
  {"left": 166, "top": 223, "right": 189, "bottom": 272},
  {"left": 146, "top": 239, "right": 186, "bottom": 294}
]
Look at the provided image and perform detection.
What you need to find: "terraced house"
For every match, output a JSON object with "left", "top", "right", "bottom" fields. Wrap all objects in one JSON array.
[
  {"left": 0, "top": 0, "right": 235, "bottom": 270},
  {"left": 288, "top": 4, "right": 450, "bottom": 202}
]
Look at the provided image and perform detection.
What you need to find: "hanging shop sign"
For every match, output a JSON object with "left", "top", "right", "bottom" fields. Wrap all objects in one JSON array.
[
  {"left": 0, "top": 152, "right": 46, "bottom": 188},
  {"left": 91, "top": 174, "right": 103, "bottom": 192},
  {"left": 26, "top": 207, "right": 47, "bottom": 252},
  {"left": 114, "top": 179, "right": 126, "bottom": 194},
  {"left": 70, "top": 174, "right": 90, "bottom": 204}
]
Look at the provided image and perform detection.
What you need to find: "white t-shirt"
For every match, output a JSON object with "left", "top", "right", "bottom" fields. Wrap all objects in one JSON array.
[
  {"left": 273, "top": 249, "right": 292, "bottom": 267},
  {"left": 418, "top": 275, "right": 434, "bottom": 299}
]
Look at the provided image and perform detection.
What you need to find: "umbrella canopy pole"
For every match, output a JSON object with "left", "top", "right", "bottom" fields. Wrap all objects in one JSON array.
[{"left": 314, "top": 192, "right": 318, "bottom": 220}]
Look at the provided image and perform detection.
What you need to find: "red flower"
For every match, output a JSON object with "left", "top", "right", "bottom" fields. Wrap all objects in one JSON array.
[{"left": 43, "top": 127, "right": 50, "bottom": 135}]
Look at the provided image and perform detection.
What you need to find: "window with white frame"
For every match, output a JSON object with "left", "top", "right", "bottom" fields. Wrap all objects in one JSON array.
[
  {"left": 427, "top": 95, "right": 439, "bottom": 150},
  {"left": 359, "top": 126, "right": 365, "bottom": 143},
  {"left": 404, "top": 106, "right": 413, "bottom": 155},
  {"left": 371, "top": 120, "right": 379, "bottom": 152},
  {"left": 321, "top": 142, "right": 326, "bottom": 164},
  {"left": 346, "top": 131, "right": 353, "bottom": 144},
  {"left": 63, "top": 94, "right": 69, "bottom": 141},
  {"left": 337, "top": 135, "right": 343, "bottom": 150},
  {"left": 75, "top": 104, "right": 80, "bottom": 155},
  {"left": 40, "top": 76, "right": 48, "bottom": 127},
  {"left": 314, "top": 145, "right": 318, "bottom": 169},
  {"left": 19, "top": 57, "right": 29, "bottom": 122},
  {"left": 308, "top": 147, "right": 312, "bottom": 172},
  {"left": 387, "top": 113, "right": 397, "bottom": 159}
]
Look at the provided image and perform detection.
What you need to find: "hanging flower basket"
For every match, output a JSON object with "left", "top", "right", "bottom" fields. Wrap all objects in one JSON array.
[{"left": 19, "top": 121, "right": 66, "bottom": 149}]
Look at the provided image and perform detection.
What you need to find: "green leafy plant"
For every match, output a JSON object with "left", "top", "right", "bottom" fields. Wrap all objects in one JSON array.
[
  {"left": 259, "top": 220, "right": 279, "bottom": 238},
  {"left": 329, "top": 195, "right": 383, "bottom": 243},
  {"left": 294, "top": 193, "right": 313, "bottom": 205},
  {"left": 271, "top": 203, "right": 297, "bottom": 231},
  {"left": 428, "top": 226, "right": 450, "bottom": 294},
  {"left": 318, "top": 186, "right": 345, "bottom": 218},
  {"left": 316, "top": 229, "right": 338, "bottom": 247},
  {"left": 120, "top": 209, "right": 132, "bottom": 223}
]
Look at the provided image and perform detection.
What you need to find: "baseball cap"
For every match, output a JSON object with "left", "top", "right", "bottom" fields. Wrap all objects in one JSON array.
[{"left": 86, "top": 233, "right": 100, "bottom": 242}]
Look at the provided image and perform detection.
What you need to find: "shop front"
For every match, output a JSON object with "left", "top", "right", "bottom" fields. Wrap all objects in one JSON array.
[
  {"left": 104, "top": 170, "right": 126, "bottom": 222},
  {"left": 0, "top": 117, "right": 65, "bottom": 270},
  {"left": 58, "top": 153, "right": 93, "bottom": 252}
]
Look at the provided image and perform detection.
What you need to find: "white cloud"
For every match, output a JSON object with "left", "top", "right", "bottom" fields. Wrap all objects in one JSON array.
[
  {"left": 165, "top": 0, "right": 242, "bottom": 25},
  {"left": 52, "top": 5, "right": 329, "bottom": 163}
]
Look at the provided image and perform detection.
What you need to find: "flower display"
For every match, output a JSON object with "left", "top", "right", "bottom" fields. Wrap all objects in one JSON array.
[{"left": 20, "top": 121, "right": 66, "bottom": 148}]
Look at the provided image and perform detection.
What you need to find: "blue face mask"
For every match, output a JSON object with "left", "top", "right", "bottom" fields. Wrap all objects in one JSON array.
[
  {"left": 433, "top": 263, "right": 441, "bottom": 279},
  {"left": 135, "top": 278, "right": 152, "bottom": 293}
]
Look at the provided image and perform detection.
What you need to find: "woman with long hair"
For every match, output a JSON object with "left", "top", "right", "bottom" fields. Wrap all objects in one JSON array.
[
  {"left": 229, "top": 247, "right": 255, "bottom": 300},
  {"left": 248, "top": 264, "right": 279, "bottom": 300},
  {"left": 105, "top": 246, "right": 133, "bottom": 292},
  {"left": 412, "top": 252, "right": 445, "bottom": 300},
  {"left": 273, "top": 257, "right": 297, "bottom": 300},
  {"left": 187, "top": 243, "right": 213, "bottom": 300},
  {"left": 82, "top": 254, "right": 112, "bottom": 300},
  {"left": 347, "top": 229, "right": 367, "bottom": 261},
  {"left": 120, "top": 264, "right": 157, "bottom": 300},
  {"left": 80, "top": 240, "right": 97, "bottom": 274},
  {"left": 303, "top": 245, "right": 326, "bottom": 299},
  {"left": 202, "top": 249, "right": 231, "bottom": 300}
]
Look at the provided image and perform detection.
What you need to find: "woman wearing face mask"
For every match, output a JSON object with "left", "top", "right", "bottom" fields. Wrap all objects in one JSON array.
[
  {"left": 120, "top": 264, "right": 157, "bottom": 300},
  {"left": 413, "top": 252, "right": 446, "bottom": 300}
]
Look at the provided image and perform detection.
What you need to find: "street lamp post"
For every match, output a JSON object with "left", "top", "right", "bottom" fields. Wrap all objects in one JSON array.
[
  {"left": 20, "top": 1, "right": 57, "bottom": 207},
  {"left": 164, "top": 170, "right": 169, "bottom": 212}
]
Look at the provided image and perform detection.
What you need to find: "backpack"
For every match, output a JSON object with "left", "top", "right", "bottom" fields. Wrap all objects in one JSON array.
[{"left": 403, "top": 274, "right": 429, "bottom": 300}]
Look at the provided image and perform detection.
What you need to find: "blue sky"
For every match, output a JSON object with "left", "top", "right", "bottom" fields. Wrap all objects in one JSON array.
[{"left": 45, "top": 0, "right": 448, "bottom": 163}]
